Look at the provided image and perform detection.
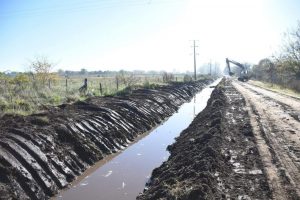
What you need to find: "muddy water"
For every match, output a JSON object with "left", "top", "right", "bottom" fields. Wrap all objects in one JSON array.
[{"left": 56, "top": 79, "right": 221, "bottom": 200}]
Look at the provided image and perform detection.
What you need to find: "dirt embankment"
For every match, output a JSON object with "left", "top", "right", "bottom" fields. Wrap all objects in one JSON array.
[
  {"left": 137, "top": 79, "right": 272, "bottom": 200},
  {"left": 0, "top": 79, "right": 213, "bottom": 200}
]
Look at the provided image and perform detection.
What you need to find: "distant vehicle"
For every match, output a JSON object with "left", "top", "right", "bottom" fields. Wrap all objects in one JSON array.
[{"left": 226, "top": 58, "right": 250, "bottom": 82}]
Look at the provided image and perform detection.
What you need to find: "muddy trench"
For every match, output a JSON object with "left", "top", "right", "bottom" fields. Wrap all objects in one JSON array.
[
  {"left": 137, "top": 79, "right": 272, "bottom": 200},
  {"left": 0, "top": 79, "right": 213, "bottom": 200}
]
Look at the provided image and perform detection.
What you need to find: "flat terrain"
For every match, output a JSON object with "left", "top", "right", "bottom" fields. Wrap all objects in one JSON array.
[
  {"left": 138, "top": 79, "right": 272, "bottom": 199},
  {"left": 138, "top": 78, "right": 300, "bottom": 200},
  {"left": 234, "top": 81, "right": 300, "bottom": 199},
  {"left": 0, "top": 79, "right": 212, "bottom": 200},
  {"left": 2, "top": 77, "right": 300, "bottom": 200}
]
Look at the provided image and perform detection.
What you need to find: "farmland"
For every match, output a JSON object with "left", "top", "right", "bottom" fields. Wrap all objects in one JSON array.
[{"left": 0, "top": 72, "right": 193, "bottom": 115}]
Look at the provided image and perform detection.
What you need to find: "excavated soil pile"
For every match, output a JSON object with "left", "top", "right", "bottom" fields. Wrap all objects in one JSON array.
[
  {"left": 0, "top": 79, "right": 213, "bottom": 200},
  {"left": 137, "top": 79, "right": 272, "bottom": 200}
]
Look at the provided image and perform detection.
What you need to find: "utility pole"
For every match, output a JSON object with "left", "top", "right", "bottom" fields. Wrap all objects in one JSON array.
[
  {"left": 209, "top": 59, "right": 212, "bottom": 76},
  {"left": 215, "top": 62, "right": 217, "bottom": 76},
  {"left": 192, "top": 40, "right": 198, "bottom": 80}
]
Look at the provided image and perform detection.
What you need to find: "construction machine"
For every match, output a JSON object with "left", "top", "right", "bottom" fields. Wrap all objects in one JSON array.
[{"left": 226, "top": 58, "right": 250, "bottom": 82}]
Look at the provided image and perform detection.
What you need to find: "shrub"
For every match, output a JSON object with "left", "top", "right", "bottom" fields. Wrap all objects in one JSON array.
[
  {"left": 183, "top": 75, "right": 193, "bottom": 82},
  {"left": 0, "top": 98, "right": 8, "bottom": 111},
  {"left": 162, "top": 72, "right": 174, "bottom": 82},
  {"left": 15, "top": 99, "right": 31, "bottom": 111},
  {"left": 49, "top": 95, "right": 62, "bottom": 105}
]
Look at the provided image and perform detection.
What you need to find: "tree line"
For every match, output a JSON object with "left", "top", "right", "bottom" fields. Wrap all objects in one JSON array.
[{"left": 252, "top": 21, "right": 300, "bottom": 92}]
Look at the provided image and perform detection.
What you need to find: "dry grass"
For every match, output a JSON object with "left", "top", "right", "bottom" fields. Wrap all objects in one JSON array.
[
  {"left": 249, "top": 80, "right": 300, "bottom": 99},
  {"left": 0, "top": 74, "right": 188, "bottom": 115}
]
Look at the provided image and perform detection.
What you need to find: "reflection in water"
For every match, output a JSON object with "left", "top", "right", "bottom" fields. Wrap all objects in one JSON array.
[
  {"left": 57, "top": 79, "right": 221, "bottom": 200},
  {"left": 193, "top": 96, "right": 196, "bottom": 118}
]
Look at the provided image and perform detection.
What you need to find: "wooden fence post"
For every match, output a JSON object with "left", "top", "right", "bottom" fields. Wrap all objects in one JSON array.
[
  {"left": 116, "top": 77, "right": 119, "bottom": 90},
  {"left": 65, "top": 78, "right": 68, "bottom": 92},
  {"left": 100, "top": 83, "right": 103, "bottom": 96},
  {"left": 79, "top": 78, "right": 88, "bottom": 94}
]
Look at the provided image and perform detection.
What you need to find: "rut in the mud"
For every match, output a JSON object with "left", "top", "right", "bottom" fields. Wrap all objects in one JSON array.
[
  {"left": 0, "top": 79, "right": 213, "bottom": 200},
  {"left": 137, "top": 79, "right": 272, "bottom": 200},
  {"left": 233, "top": 81, "right": 300, "bottom": 199}
]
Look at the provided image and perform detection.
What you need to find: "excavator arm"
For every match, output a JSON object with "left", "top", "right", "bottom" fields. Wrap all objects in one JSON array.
[
  {"left": 225, "top": 58, "right": 250, "bottom": 82},
  {"left": 226, "top": 58, "right": 235, "bottom": 76}
]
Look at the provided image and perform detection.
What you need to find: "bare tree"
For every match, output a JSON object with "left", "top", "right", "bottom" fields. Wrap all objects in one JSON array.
[
  {"left": 116, "top": 70, "right": 140, "bottom": 88},
  {"left": 28, "top": 56, "right": 54, "bottom": 86},
  {"left": 125, "top": 73, "right": 140, "bottom": 87},
  {"left": 279, "top": 21, "right": 300, "bottom": 79},
  {"left": 162, "top": 72, "right": 174, "bottom": 83},
  {"left": 258, "top": 58, "right": 276, "bottom": 84}
]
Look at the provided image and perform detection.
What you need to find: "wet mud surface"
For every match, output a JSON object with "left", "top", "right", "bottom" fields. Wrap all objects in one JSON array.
[
  {"left": 234, "top": 81, "right": 300, "bottom": 199},
  {"left": 0, "top": 79, "right": 213, "bottom": 200},
  {"left": 137, "top": 79, "right": 272, "bottom": 200}
]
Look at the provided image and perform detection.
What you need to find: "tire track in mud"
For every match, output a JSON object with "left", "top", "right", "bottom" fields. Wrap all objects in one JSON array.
[
  {"left": 233, "top": 81, "right": 300, "bottom": 200},
  {"left": 0, "top": 79, "right": 213, "bottom": 200},
  {"left": 242, "top": 83, "right": 300, "bottom": 122},
  {"left": 137, "top": 79, "right": 271, "bottom": 200}
]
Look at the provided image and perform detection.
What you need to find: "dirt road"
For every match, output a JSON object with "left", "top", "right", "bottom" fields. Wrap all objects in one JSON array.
[
  {"left": 233, "top": 81, "right": 300, "bottom": 200},
  {"left": 138, "top": 79, "right": 272, "bottom": 199},
  {"left": 138, "top": 79, "right": 300, "bottom": 200}
]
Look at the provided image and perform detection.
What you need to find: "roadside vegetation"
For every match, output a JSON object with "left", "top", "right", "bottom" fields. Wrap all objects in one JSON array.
[
  {"left": 0, "top": 60, "right": 212, "bottom": 115},
  {"left": 252, "top": 21, "right": 300, "bottom": 93},
  {"left": 249, "top": 80, "right": 300, "bottom": 99}
]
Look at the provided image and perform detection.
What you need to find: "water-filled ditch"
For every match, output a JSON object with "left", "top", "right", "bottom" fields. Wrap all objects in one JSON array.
[{"left": 56, "top": 78, "right": 221, "bottom": 200}]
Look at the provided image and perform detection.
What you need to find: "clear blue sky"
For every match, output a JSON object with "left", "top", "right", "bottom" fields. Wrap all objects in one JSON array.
[{"left": 1, "top": 0, "right": 300, "bottom": 72}]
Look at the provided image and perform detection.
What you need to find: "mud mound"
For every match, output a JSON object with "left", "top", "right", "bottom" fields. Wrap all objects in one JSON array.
[
  {"left": 137, "top": 79, "right": 272, "bottom": 200},
  {"left": 0, "top": 79, "right": 213, "bottom": 200}
]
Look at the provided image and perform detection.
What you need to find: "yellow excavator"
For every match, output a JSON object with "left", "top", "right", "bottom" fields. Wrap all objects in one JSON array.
[{"left": 226, "top": 58, "right": 250, "bottom": 82}]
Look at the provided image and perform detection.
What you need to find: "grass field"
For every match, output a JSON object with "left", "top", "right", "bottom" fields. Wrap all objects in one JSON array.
[{"left": 0, "top": 73, "right": 193, "bottom": 115}]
